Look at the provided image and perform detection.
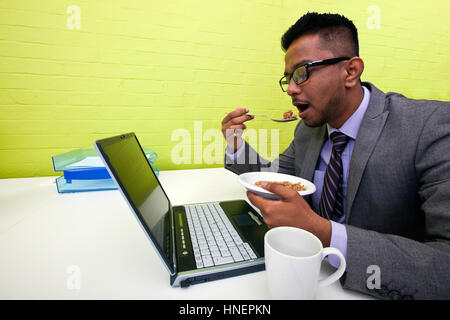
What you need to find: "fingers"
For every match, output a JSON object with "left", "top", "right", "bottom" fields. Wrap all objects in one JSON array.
[
  {"left": 222, "top": 108, "right": 254, "bottom": 152},
  {"left": 246, "top": 190, "right": 273, "bottom": 209},
  {"left": 247, "top": 185, "right": 319, "bottom": 233},
  {"left": 258, "top": 182, "right": 299, "bottom": 201},
  {"left": 247, "top": 184, "right": 307, "bottom": 228},
  {"left": 246, "top": 191, "right": 283, "bottom": 227},
  {"left": 222, "top": 108, "right": 254, "bottom": 134},
  {"left": 222, "top": 108, "right": 250, "bottom": 125}
]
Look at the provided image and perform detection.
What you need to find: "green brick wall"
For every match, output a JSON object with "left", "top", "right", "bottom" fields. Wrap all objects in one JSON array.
[{"left": 0, "top": 0, "right": 449, "bottom": 178}]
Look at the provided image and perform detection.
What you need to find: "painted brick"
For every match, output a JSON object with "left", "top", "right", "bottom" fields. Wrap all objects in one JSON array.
[{"left": 0, "top": 0, "right": 449, "bottom": 178}]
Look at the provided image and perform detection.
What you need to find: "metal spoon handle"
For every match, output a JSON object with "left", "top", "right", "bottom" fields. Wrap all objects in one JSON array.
[{"left": 224, "top": 112, "right": 298, "bottom": 123}]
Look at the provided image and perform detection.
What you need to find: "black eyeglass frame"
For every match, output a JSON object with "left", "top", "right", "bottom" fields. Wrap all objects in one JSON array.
[{"left": 279, "top": 57, "right": 351, "bottom": 92}]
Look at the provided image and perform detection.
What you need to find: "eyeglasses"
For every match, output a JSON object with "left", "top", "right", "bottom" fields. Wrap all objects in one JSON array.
[{"left": 279, "top": 57, "right": 351, "bottom": 92}]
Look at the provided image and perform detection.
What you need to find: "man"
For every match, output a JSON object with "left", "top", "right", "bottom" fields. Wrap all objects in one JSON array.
[{"left": 221, "top": 12, "right": 450, "bottom": 299}]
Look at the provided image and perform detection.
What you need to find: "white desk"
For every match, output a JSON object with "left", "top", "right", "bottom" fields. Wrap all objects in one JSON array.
[{"left": 0, "top": 168, "right": 372, "bottom": 300}]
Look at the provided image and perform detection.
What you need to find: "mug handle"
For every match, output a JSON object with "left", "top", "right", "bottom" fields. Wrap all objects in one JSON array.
[{"left": 318, "top": 247, "right": 346, "bottom": 287}]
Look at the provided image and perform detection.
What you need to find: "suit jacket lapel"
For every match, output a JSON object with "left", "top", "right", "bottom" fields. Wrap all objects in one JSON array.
[{"left": 345, "top": 82, "right": 389, "bottom": 222}]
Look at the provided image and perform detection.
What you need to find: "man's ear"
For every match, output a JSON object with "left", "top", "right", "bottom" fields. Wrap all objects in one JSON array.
[{"left": 344, "top": 57, "right": 364, "bottom": 88}]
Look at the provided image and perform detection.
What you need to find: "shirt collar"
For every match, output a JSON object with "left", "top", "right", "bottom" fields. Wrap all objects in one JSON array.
[{"left": 327, "top": 85, "right": 371, "bottom": 140}]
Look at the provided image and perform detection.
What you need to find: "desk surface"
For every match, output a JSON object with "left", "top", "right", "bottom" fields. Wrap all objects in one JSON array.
[{"left": 0, "top": 168, "right": 372, "bottom": 299}]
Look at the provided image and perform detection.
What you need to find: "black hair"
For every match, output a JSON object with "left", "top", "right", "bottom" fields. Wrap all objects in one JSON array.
[{"left": 281, "top": 12, "right": 359, "bottom": 57}]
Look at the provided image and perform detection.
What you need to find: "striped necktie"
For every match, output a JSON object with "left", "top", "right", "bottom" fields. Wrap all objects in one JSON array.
[{"left": 318, "top": 131, "right": 350, "bottom": 221}]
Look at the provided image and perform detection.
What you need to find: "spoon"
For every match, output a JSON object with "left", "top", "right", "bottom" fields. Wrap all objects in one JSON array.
[
  {"left": 225, "top": 112, "right": 298, "bottom": 123},
  {"left": 248, "top": 114, "right": 298, "bottom": 123}
]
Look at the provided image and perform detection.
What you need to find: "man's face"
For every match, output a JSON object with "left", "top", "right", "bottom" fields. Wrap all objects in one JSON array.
[{"left": 284, "top": 33, "right": 346, "bottom": 127}]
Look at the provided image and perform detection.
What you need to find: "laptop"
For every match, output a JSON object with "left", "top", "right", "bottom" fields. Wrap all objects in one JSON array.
[{"left": 95, "top": 133, "right": 268, "bottom": 287}]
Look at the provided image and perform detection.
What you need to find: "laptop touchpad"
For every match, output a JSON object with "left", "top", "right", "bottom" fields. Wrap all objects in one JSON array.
[{"left": 232, "top": 214, "right": 256, "bottom": 227}]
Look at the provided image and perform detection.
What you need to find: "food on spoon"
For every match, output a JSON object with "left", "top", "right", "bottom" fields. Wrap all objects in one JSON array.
[{"left": 283, "top": 110, "right": 298, "bottom": 120}]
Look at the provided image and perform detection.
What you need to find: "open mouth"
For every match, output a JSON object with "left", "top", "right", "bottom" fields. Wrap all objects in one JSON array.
[{"left": 295, "top": 103, "right": 310, "bottom": 112}]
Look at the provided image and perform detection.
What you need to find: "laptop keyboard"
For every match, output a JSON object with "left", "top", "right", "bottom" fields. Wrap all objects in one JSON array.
[{"left": 185, "top": 203, "right": 258, "bottom": 269}]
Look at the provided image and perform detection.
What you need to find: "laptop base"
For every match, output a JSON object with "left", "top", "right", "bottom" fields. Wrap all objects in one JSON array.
[{"left": 173, "top": 263, "right": 266, "bottom": 288}]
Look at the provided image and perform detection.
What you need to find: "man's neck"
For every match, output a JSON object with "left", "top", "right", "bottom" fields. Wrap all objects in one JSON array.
[{"left": 329, "top": 83, "right": 364, "bottom": 129}]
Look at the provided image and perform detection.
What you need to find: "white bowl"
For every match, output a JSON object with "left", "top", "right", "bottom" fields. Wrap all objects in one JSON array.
[{"left": 238, "top": 172, "right": 316, "bottom": 200}]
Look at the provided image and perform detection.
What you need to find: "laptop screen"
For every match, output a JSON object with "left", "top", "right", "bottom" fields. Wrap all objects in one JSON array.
[{"left": 95, "top": 133, "right": 174, "bottom": 274}]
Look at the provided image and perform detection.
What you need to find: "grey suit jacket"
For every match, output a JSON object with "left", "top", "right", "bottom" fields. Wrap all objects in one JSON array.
[{"left": 225, "top": 82, "right": 450, "bottom": 299}]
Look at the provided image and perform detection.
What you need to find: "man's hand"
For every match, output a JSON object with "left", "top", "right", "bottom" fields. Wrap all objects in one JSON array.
[
  {"left": 246, "top": 182, "right": 332, "bottom": 247},
  {"left": 221, "top": 108, "right": 254, "bottom": 153}
]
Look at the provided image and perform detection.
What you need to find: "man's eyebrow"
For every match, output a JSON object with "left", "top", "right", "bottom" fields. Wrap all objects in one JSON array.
[{"left": 284, "top": 60, "right": 310, "bottom": 76}]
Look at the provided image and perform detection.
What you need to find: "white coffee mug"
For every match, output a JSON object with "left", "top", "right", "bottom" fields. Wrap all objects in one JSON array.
[{"left": 264, "top": 226, "right": 346, "bottom": 300}]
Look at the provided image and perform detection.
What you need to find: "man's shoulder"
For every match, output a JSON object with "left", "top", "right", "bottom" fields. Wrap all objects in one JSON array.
[
  {"left": 365, "top": 82, "right": 450, "bottom": 118},
  {"left": 385, "top": 91, "right": 450, "bottom": 110}
]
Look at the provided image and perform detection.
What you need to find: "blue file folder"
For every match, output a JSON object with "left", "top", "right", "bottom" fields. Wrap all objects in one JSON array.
[{"left": 52, "top": 148, "right": 158, "bottom": 193}]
